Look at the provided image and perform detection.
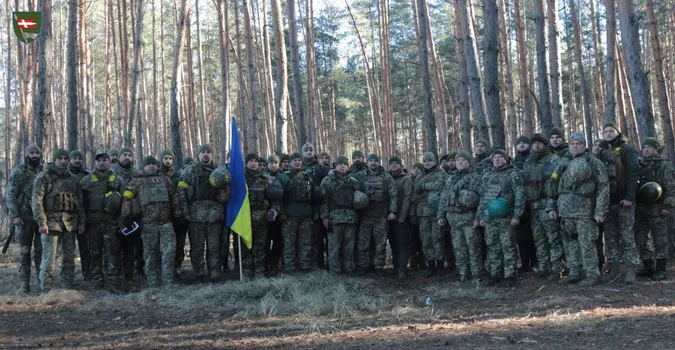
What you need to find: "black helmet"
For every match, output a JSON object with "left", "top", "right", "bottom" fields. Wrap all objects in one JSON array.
[{"left": 637, "top": 182, "right": 662, "bottom": 203}]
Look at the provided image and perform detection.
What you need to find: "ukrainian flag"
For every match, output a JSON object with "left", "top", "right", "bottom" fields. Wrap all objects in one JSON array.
[{"left": 226, "top": 118, "right": 253, "bottom": 249}]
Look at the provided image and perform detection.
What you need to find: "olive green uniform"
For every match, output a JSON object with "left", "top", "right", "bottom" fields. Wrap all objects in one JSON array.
[
  {"left": 414, "top": 166, "right": 448, "bottom": 262},
  {"left": 320, "top": 171, "right": 360, "bottom": 273},
  {"left": 69, "top": 165, "right": 91, "bottom": 281},
  {"left": 277, "top": 168, "right": 316, "bottom": 272},
  {"left": 243, "top": 168, "right": 281, "bottom": 277}
]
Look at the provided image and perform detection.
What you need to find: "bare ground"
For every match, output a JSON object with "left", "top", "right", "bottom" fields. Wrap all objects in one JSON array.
[{"left": 1, "top": 244, "right": 675, "bottom": 349}]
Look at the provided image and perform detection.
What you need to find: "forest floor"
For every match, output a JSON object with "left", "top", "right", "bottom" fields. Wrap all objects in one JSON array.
[{"left": 1, "top": 243, "right": 675, "bottom": 349}]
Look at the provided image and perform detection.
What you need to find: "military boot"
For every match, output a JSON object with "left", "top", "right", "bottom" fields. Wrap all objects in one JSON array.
[
  {"left": 558, "top": 274, "right": 582, "bottom": 285},
  {"left": 547, "top": 271, "right": 560, "bottom": 282},
  {"left": 579, "top": 276, "right": 598, "bottom": 287},
  {"left": 425, "top": 260, "right": 437, "bottom": 277},
  {"left": 600, "top": 262, "right": 621, "bottom": 283},
  {"left": 483, "top": 275, "right": 498, "bottom": 287},
  {"left": 637, "top": 259, "right": 654, "bottom": 277},
  {"left": 436, "top": 260, "right": 445, "bottom": 277},
  {"left": 652, "top": 259, "right": 667, "bottom": 281},
  {"left": 20, "top": 280, "right": 30, "bottom": 294},
  {"left": 624, "top": 266, "right": 636, "bottom": 284}
]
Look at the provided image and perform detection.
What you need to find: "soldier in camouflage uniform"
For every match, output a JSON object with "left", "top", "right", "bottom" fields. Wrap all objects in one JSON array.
[
  {"left": 350, "top": 150, "right": 366, "bottom": 173},
  {"left": 158, "top": 150, "right": 187, "bottom": 278},
  {"left": 475, "top": 149, "right": 526, "bottom": 287},
  {"left": 265, "top": 155, "right": 284, "bottom": 271},
  {"left": 122, "top": 156, "right": 182, "bottom": 287},
  {"left": 68, "top": 150, "right": 91, "bottom": 282},
  {"left": 413, "top": 152, "right": 447, "bottom": 277},
  {"left": 108, "top": 149, "right": 119, "bottom": 164},
  {"left": 598, "top": 122, "right": 641, "bottom": 284},
  {"left": 352, "top": 153, "right": 398, "bottom": 276},
  {"left": 301, "top": 143, "right": 330, "bottom": 269},
  {"left": 635, "top": 138, "right": 675, "bottom": 281},
  {"left": 280, "top": 154, "right": 291, "bottom": 171},
  {"left": 32, "top": 149, "right": 86, "bottom": 292},
  {"left": 592, "top": 140, "right": 603, "bottom": 156},
  {"left": 7, "top": 144, "right": 43, "bottom": 293},
  {"left": 80, "top": 151, "right": 124, "bottom": 291},
  {"left": 320, "top": 156, "right": 359, "bottom": 274},
  {"left": 388, "top": 156, "right": 413, "bottom": 278},
  {"left": 318, "top": 152, "right": 332, "bottom": 167},
  {"left": 111, "top": 147, "right": 144, "bottom": 281},
  {"left": 242, "top": 153, "right": 282, "bottom": 278},
  {"left": 548, "top": 133, "right": 609, "bottom": 286},
  {"left": 408, "top": 162, "right": 426, "bottom": 269},
  {"left": 522, "top": 134, "right": 564, "bottom": 280},
  {"left": 277, "top": 153, "right": 316, "bottom": 273},
  {"left": 473, "top": 139, "right": 493, "bottom": 174},
  {"left": 513, "top": 137, "right": 537, "bottom": 273},
  {"left": 438, "top": 151, "right": 483, "bottom": 282},
  {"left": 178, "top": 144, "right": 228, "bottom": 283},
  {"left": 548, "top": 127, "right": 569, "bottom": 157}
]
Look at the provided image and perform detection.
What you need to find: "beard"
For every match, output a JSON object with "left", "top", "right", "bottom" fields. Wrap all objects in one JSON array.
[{"left": 28, "top": 157, "right": 41, "bottom": 167}]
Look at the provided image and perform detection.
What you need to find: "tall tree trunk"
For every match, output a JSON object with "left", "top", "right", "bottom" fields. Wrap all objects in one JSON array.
[
  {"left": 160, "top": 0, "right": 167, "bottom": 150},
  {"left": 271, "top": 0, "right": 287, "bottom": 154},
  {"left": 169, "top": 0, "right": 191, "bottom": 165},
  {"left": 618, "top": 0, "right": 656, "bottom": 139},
  {"left": 288, "top": 0, "right": 306, "bottom": 148},
  {"left": 243, "top": 0, "right": 258, "bottom": 153},
  {"left": 459, "top": 0, "right": 489, "bottom": 142},
  {"left": 604, "top": 0, "right": 617, "bottom": 123},
  {"left": 454, "top": 0, "right": 472, "bottom": 151},
  {"left": 590, "top": 0, "right": 606, "bottom": 121},
  {"left": 483, "top": 0, "right": 504, "bottom": 147},
  {"left": 417, "top": 0, "right": 437, "bottom": 156},
  {"left": 105, "top": 0, "right": 112, "bottom": 148},
  {"left": 569, "top": 0, "right": 594, "bottom": 145},
  {"left": 66, "top": 0, "right": 78, "bottom": 150},
  {"left": 128, "top": 0, "right": 144, "bottom": 159},
  {"left": 151, "top": 0, "right": 158, "bottom": 152},
  {"left": 500, "top": 0, "right": 517, "bottom": 149},
  {"left": 5, "top": 0, "right": 12, "bottom": 176},
  {"left": 35, "top": 0, "right": 53, "bottom": 150},
  {"left": 380, "top": 0, "right": 395, "bottom": 155},
  {"left": 514, "top": 0, "right": 533, "bottom": 135},
  {"left": 534, "top": 0, "right": 552, "bottom": 132},
  {"left": 547, "top": 0, "right": 562, "bottom": 127},
  {"left": 421, "top": 0, "right": 448, "bottom": 155},
  {"left": 195, "top": 0, "right": 209, "bottom": 145},
  {"left": 647, "top": 0, "right": 675, "bottom": 160},
  {"left": 216, "top": 0, "right": 230, "bottom": 163}
]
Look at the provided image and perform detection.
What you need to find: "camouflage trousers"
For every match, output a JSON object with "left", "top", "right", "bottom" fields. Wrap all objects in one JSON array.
[
  {"left": 560, "top": 217, "right": 600, "bottom": 277},
  {"left": 484, "top": 218, "right": 517, "bottom": 279},
  {"left": 530, "top": 208, "right": 564, "bottom": 272},
  {"left": 328, "top": 223, "right": 357, "bottom": 273},
  {"left": 188, "top": 222, "right": 223, "bottom": 279},
  {"left": 86, "top": 221, "right": 120, "bottom": 287},
  {"left": 14, "top": 219, "right": 42, "bottom": 283},
  {"left": 282, "top": 216, "right": 313, "bottom": 271},
  {"left": 142, "top": 223, "right": 176, "bottom": 287},
  {"left": 419, "top": 217, "right": 445, "bottom": 261},
  {"left": 76, "top": 228, "right": 91, "bottom": 281},
  {"left": 173, "top": 220, "right": 189, "bottom": 269},
  {"left": 103, "top": 223, "right": 123, "bottom": 287},
  {"left": 241, "top": 221, "right": 268, "bottom": 276},
  {"left": 603, "top": 204, "right": 640, "bottom": 267},
  {"left": 40, "top": 231, "right": 76, "bottom": 290},
  {"left": 357, "top": 216, "right": 389, "bottom": 269},
  {"left": 388, "top": 221, "right": 409, "bottom": 273},
  {"left": 635, "top": 214, "right": 670, "bottom": 260},
  {"left": 448, "top": 214, "right": 483, "bottom": 279}
]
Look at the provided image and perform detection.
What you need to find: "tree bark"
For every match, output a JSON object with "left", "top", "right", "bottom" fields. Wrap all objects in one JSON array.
[
  {"left": 499, "top": 0, "right": 517, "bottom": 149},
  {"left": 5, "top": 0, "right": 12, "bottom": 176},
  {"left": 169, "top": 0, "right": 191, "bottom": 165},
  {"left": 288, "top": 0, "right": 306, "bottom": 149},
  {"left": 534, "top": 0, "right": 552, "bottom": 132},
  {"left": 66, "top": 0, "right": 78, "bottom": 151},
  {"left": 271, "top": 0, "right": 287, "bottom": 154},
  {"left": 195, "top": 0, "right": 209, "bottom": 145},
  {"left": 590, "top": 0, "right": 606, "bottom": 121},
  {"left": 454, "top": 0, "right": 472, "bottom": 151},
  {"left": 569, "top": 0, "right": 593, "bottom": 145},
  {"left": 483, "top": 0, "right": 504, "bottom": 147},
  {"left": 604, "top": 0, "right": 617, "bottom": 123},
  {"left": 547, "top": 0, "right": 562, "bottom": 127},
  {"left": 34, "top": 0, "right": 53, "bottom": 150},
  {"left": 417, "top": 0, "right": 437, "bottom": 156},
  {"left": 618, "top": 0, "right": 656, "bottom": 139},
  {"left": 243, "top": 0, "right": 259, "bottom": 153},
  {"left": 514, "top": 0, "right": 533, "bottom": 135},
  {"left": 128, "top": 0, "right": 144, "bottom": 159},
  {"left": 216, "top": 0, "right": 230, "bottom": 163}
]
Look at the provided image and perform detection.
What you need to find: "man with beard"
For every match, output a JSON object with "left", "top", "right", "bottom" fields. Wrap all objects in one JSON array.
[
  {"left": 319, "top": 152, "right": 332, "bottom": 168},
  {"left": 178, "top": 144, "right": 228, "bottom": 283},
  {"left": 258, "top": 157, "right": 268, "bottom": 170},
  {"left": 352, "top": 154, "right": 398, "bottom": 276},
  {"left": 592, "top": 140, "right": 603, "bottom": 156},
  {"left": 513, "top": 137, "right": 537, "bottom": 273},
  {"left": 473, "top": 139, "right": 493, "bottom": 174},
  {"left": 159, "top": 150, "right": 187, "bottom": 279},
  {"left": 80, "top": 151, "right": 124, "bottom": 291},
  {"left": 300, "top": 143, "right": 330, "bottom": 269},
  {"left": 350, "top": 150, "right": 366, "bottom": 173},
  {"left": 32, "top": 149, "right": 86, "bottom": 292},
  {"left": 388, "top": 156, "right": 413, "bottom": 278},
  {"left": 413, "top": 153, "right": 447, "bottom": 277},
  {"left": 68, "top": 150, "right": 91, "bottom": 282},
  {"left": 598, "top": 122, "right": 641, "bottom": 284},
  {"left": 112, "top": 147, "right": 144, "bottom": 282},
  {"left": 242, "top": 153, "right": 282, "bottom": 278},
  {"left": 475, "top": 149, "right": 526, "bottom": 287},
  {"left": 513, "top": 136, "right": 531, "bottom": 170},
  {"left": 108, "top": 149, "right": 119, "bottom": 164},
  {"left": 7, "top": 144, "right": 43, "bottom": 293},
  {"left": 265, "top": 155, "right": 283, "bottom": 272},
  {"left": 548, "top": 128, "right": 569, "bottom": 157},
  {"left": 523, "top": 134, "right": 564, "bottom": 280}
]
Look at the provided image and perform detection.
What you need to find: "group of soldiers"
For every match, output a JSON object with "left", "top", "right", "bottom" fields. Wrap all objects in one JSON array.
[{"left": 5, "top": 122, "right": 674, "bottom": 293}]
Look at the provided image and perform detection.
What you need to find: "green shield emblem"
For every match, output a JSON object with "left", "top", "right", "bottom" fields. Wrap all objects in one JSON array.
[{"left": 13, "top": 12, "right": 42, "bottom": 44}]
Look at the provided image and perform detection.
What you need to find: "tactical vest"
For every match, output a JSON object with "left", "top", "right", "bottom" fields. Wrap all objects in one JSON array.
[
  {"left": 17, "top": 165, "right": 40, "bottom": 216},
  {"left": 193, "top": 166, "right": 219, "bottom": 201},
  {"left": 248, "top": 174, "right": 269, "bottom": 210},
  {"left": 602, "top": 146, "right": 626, "bottom": 194},
  {"left": 44, "top": 173, "right": 78, "bottom": 213},
  {"left": 484, "top": 168, "right": 514, "bottom": 201},
  {"left": 85, "top": 173, "right": 118, "bottom": 211},
  {"left": 137, "top": 175, "right": 170, "bottom": 208},
  {"left": 288, "top": 173, "right": 312, "bottom": 202},
  {"left": 364, "top": 173, "right": 387, "bottom": 202},
  {"left": 524, "top": 165, "right": 544, "bottom": 200},
  {"left": 559, "top": 156, "right": 596, "bottom": 197},
  {"left": 332, "top": 177, "right": 355, "bottom": 209}
]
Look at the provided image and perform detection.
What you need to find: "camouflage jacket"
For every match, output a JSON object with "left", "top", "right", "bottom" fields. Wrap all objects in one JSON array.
[
  {"left": 111, "top": 162, "right": 140, "bottom": 186},
  {"left": 160, "top": 165, "right": 181, "bottom": 190},
  {"left": 522, "top": 147, "right": 559, "bottom": 210},
  {"left": 389, "top": 169, "right": 413, "bottom": 221},
  {"left": 599, "top": 137, "right": 640, "bottom": 204},
  {"left": 121, "top": 172, "right": 182, "bottom": 224},
  {"left": 245, "top": 168, "right": 281, "bottom": 224},
  {"left": 32, "top": 164, "right": 85, "bottom": 232},
  {"left": 6, "top": 162, "right": 42, "bottom": 219},
  {"left": 548, "top": 152, "right": 609, "bottom": 219},
  {"left": 277, "top": 167, "right": 316, "bottom": 217},
  {"left": 68, "top": 166, "right": 91, "bottom": 182},
  {"left": 550, "top": 144, "right": 569, "bottom": 158},
  {"left": 320, "top": 171, "right": 360, "bottom": 224},
  {"left": 349, "top": 162, "right": 366, "bottom": 173},
  {"left": 413, "top": 166, "right": 447, "bottom": 217},
  {"left": 178, "top": 162, "right": 228, "bottom": 223},
  {"left": 437, "top": 168, "right": 481, "bottom": 225},
  {"left": 80, "top": 169, "right": 124, "bottom": 223},
  {"left": 303, "top": 157, "right": 329, "bottom": 212},
  {"left": 476, "top": 163, "right": 526, "bottom": 221},
  {"left": 353, "top": 166, "right": 398, "bottom": 217},
  {"left": 513, "top": 151, "right": 530, "bottom": 170},
  {"left": 473, "top": 154, "right": 493, "bottom": 174},
  {"left": 636, "top": 155, "right": 675, "bottom": 217}
]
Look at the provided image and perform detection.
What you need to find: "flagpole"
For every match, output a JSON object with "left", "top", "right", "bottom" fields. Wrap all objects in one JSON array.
[{"left": 238, "top": 235, "right": 243, "bottom": 281}]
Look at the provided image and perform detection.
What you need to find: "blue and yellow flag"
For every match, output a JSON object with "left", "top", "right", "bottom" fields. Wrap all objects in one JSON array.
[{"left": 226, "top": 118, "right": 253, "bottom": 249}]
